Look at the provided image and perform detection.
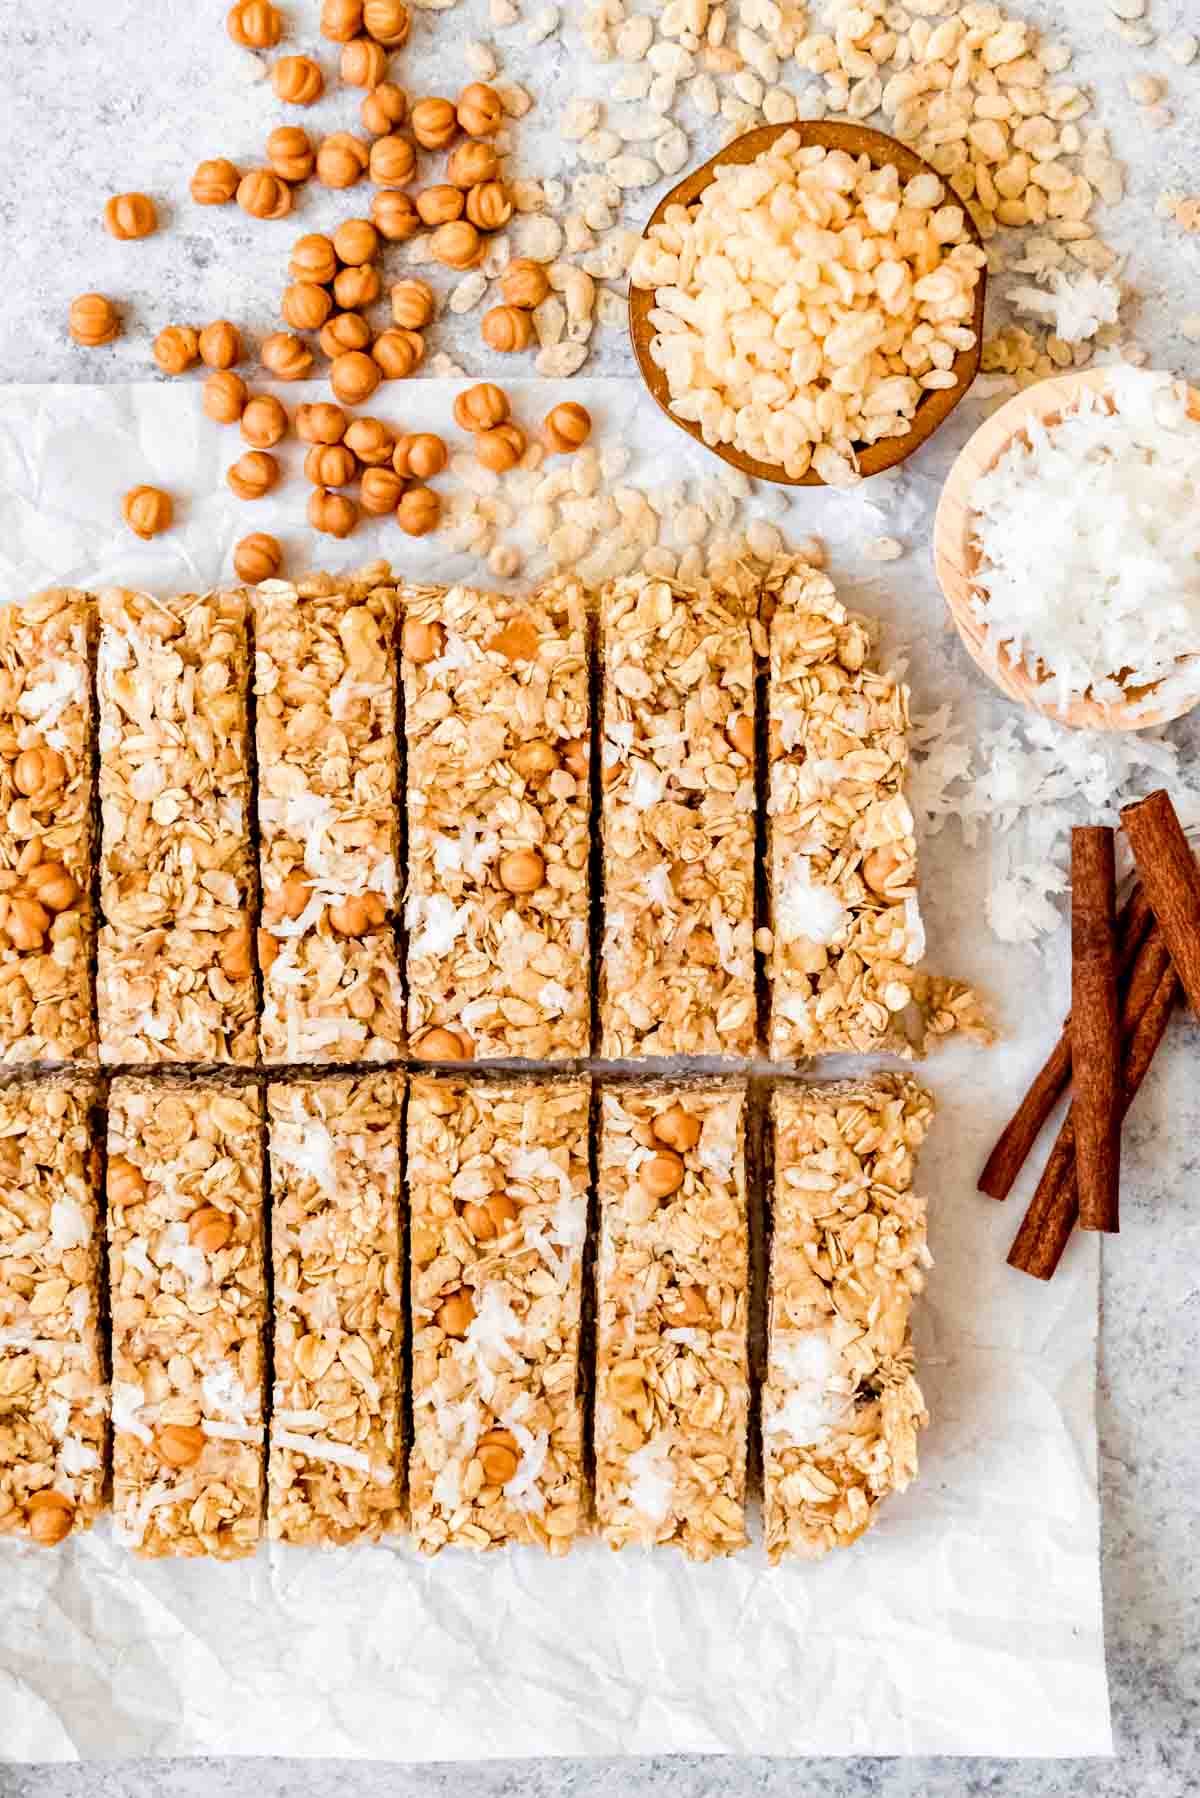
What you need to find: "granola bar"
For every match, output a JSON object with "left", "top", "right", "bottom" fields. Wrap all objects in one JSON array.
[
  {"left": 764, "top": 1076, "right": 933, "bottom": 1563},
  {"left": 594, "top": 1083, "right": 750, "bottom": 1559},
  {"left": 0, "top": 1081, "right": 105, "bottom": 1544},
  {"left": 254, "top": 570, "right": 404, "bottom": 1063},
  {"left": 0, "top": 590, "right": 96, "bottom": 1063},
  {"left": 408, "top": 1077, "right": 589, "bottom": 1553},
  {"left": 599, "top": 574, "right": 756, "bottom": 1059},
  {"left": 95, "top": 587, "right": 256, "bottom": 1063},
  {"left": 267, "top": 1075, "right": 405, "bottom": 1546},
  {"left": 764, "top": 556, "right": 926, "bottom": 1059},
  {"left": 401, "top": 580, "right": 590, "bottom": 1061},
  {"left": 107, "top": 1082, "right": 266, "bottom": 1558}
]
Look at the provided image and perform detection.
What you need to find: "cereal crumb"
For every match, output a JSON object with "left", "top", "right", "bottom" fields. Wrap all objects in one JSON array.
[
  {"left": 1127, "top": 72, "right": 1166, "bottom": 104},
  {"left": 865, "top": 536, "right": 905, "bottom": 562}
]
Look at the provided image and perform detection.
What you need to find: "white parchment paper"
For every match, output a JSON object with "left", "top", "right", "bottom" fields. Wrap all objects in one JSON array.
[{"left": 0, "top": 379, "right": 1110, "bottom": 1760}]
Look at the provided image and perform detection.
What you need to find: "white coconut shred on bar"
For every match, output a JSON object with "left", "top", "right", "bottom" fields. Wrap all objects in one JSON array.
[{"left": 968, "top": 370, "right": 1200, "bottom": 713}]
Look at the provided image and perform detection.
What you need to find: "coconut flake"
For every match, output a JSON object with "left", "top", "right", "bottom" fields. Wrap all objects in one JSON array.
[
  {"left": 465, "top": 1283, "right": 526, "bottom": 1365},
  {"left": 58, "top": 1434, "right": 101, "bottom": 1477},
  {"left": 910, "top": 703, "right": 1198, "bottom": 943},
  {"left": 776, "top": 854, "right": 851, "bottom": 945},
  {"left": 407, "top": 893, "right": 470, "bottom": 960},
  {"left": 765, "top": 1329, "right": 850, "bottom": 1448},
  {"left": 1008, "top": 269, "right": 1122, "bottom": 343},
  {"left": 698, "top": 1098, "right": 739, "bottom": 1181},
  {"left": 504, "top": 1424, "right": 549, "bottom": 1512},
  {"left": 538, "top": 979, "right": 572, "bottom": 1016},
  {"left": 49, "top": 1197, "right": 90, "bottom": 1252},
  {"left": 201, "top": 1365, "right": 258, "bottom": 1424},
  {"left": 18, "top": 662, "right": 85, "bottom": 736},
  {"left": 509, "top": 1145, "right": 572, "bottom": 1197},
  {"left": 112, "top": 1381, "right": 153, "bottom": 1444},
  {"left": 272, "top": 1430, "right": 373, "bottom": 1473},
  {"left": 202, "top": 1420, "right": 263, "bottom": 1443},
  {"left": 627, "top": 1432, "right": 674, "bottom": 1523},
  {"left": 272, "top": 1119, "right": 338, "bottom": 1195},
  {"left": 626, "top": 761, "right": 665, "bottom": 810}
]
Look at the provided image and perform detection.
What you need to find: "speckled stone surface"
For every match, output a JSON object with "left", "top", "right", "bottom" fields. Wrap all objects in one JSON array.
[{"left": 0, "top": 0, "right": 1198, "bottom": 1791}]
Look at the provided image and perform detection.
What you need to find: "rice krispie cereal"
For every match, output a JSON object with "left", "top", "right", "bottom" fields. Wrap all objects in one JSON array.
[
  {"left": 408, "top": 1077, "right": 589, "bottom": 1553},
  {"left": 0, "top": 590, "right": 95, "bottom": 1063},
  {"left": 764, "top": 1076, "right": 933, "bottom": 1563},
  {"left": 599, "top": 574, "right": 757, "bottom": 1059},
  {"left": 107, "top": 1082, "right": 266, "bottom": 1558},
  {"left": 267, "top": 1076, "right": 405, "bottom": 1546},
  {"left": 631, "top": 136, "right": 984, "bottom": 485},
  {"left": 0, "top": 1081, "right": 105, "bottom": 1544},
  {"left": 765, "top": 556, "right": 987, "bottom": 1058},
  {"left": 254, "top": 570, "right": 404, "bottom": 1063},
  {"left": 594, "top": 1083, "right": 750, "bottom": 1560},
  {"left": 96, "top": 587, "right": 256, "bottom": 1063},
  {"left": 401, "top": 580, "right": 590, "bottom": 1062}
]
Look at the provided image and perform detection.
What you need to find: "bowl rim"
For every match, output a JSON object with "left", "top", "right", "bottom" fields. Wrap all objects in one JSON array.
[
  {"left": 626, "top": 118, "right": 988, "bottom": 488},
  {"left": 932, "top": 366, "right": 1200, "bottom": 733}
]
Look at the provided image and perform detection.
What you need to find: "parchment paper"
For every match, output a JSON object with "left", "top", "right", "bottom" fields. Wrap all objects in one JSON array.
[{"left": 0, "top": 379, "right": 1110, "bottom": 1760}]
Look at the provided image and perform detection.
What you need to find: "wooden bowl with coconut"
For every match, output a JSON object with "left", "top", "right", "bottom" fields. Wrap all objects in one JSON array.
[{"left": 933, "top": 367, "right": 1200, "bottom": 731}]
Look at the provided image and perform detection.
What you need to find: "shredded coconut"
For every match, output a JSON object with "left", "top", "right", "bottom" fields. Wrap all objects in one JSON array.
[
  {"left": 1008, "top": 270, "right": 1122, "bottom": 344},
  {"left": 776, "top": 854, "right": 851, "bottom": 946},
  {"left": 271, "top": 1431, "right": 374, "bottom": 1474},
  {"left": 910, "top": 703, "right": 1199, "bottom": 943},
  {"left": 49, "top": 1197, "right": 90, "bottom": 1252},
  {"left": 626, "top": 1432, "right": 675, "bottom": 1524},
  {"left": 764, "top": 1329, "right": 850, "bottom": 1449},
  {"left": 968, "top": 371, "right": 1200, "bottom": 711},
  {"left": 271, "top": 1119, "right": 337, "bottom": 1195}
]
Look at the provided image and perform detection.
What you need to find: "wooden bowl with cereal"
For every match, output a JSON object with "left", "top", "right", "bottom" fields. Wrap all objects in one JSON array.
[{"left": 628, "top": 120, "right": 988, "bottom": 487}]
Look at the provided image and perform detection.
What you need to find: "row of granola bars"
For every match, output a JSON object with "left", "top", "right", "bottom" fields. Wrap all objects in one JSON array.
[
  {"left": 0, "top": 1071, "right": 932, "bottom": 1563},
  {"left": 0, "top": 560, "right": 985, "bottom": 1070}
]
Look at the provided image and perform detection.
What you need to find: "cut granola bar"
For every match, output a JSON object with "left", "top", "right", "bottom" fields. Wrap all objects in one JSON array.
[
  {"left": 254, "top": 570, "right": 404, "bottom": 1063},
  {"left": 267, "top": 1075, "right": 405, "bottom": 1546},
  {"left": 594, "top": 1082, "right": 750, "bottom": 1559},
  {"left": 764, "top": 1075, "right": 933, "bottom": 1563},
  {"left": 0, "top": 1080, "right": 105, "bottom": 1544},
  {"left": 599, "top": 574, "right": 757, "bottom": 1059},
  {"left": 763, "top": 556, "right": 925, "bottom": 1059},
  {"left": 107, "top": 1082, "right": 266, "bottom": 1558},
  {"left": 401, "top": 579, "right": 590, "bottom": 1061},
  {"left": 408, "top": 1077, "right": 589, "bottom": 1553},
  {"left": 96, "top": 587, "right": 256, "bottom": 1063},
  {"left": 0, "top": 590, "right": 96, "bottom": 1063}
]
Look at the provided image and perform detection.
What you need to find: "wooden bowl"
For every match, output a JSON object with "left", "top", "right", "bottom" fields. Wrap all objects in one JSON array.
[
  {"left": 933, "top": 368, "right": 1200, "bottom": 731},
  {"left": 627, "top": 120, "right": 988, "bottom": 487}
]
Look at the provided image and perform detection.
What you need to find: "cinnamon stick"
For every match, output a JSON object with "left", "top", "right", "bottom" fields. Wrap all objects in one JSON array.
[
  {"left": 1008, "top": 931, "right": 1178, "bottom": 1281},
  {"left": 1122, "top": 790, "right": 1200, "bottom": 1013},
  {"left": 977, "top": 884, "right": 1152, "bottom": 1200},
  {"left": 1071, "top": 827, "right": 1121, "bottom": 1233}
]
